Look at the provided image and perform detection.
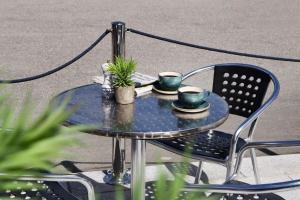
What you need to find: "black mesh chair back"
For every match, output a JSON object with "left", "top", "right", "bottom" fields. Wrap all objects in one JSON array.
[{"left": 212, "top": 64, "right": 272, "bottom": 118}]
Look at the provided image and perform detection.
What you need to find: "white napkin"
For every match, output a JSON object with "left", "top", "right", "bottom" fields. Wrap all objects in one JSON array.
[
  {"left": 92, "top": 76, "right": 104, "bottom": 84},
  {"left": 135, "top": 85, "right": 153, "bottom": 97}
]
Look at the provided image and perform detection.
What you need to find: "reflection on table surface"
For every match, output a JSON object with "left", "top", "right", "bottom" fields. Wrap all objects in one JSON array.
[{"left": 54, "top": 84, "right": 229, "bottom": 139}]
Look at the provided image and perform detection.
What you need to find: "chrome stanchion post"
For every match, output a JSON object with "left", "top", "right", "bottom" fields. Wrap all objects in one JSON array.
[
  {"left": 111, "top": 21, "right": 126, "bottom": 62},
  {"left": 111, "top": 136, "right": 125, "bottom": 183},
  {"left": 105, "top": 21, "right": 129, "bottom": 185}
]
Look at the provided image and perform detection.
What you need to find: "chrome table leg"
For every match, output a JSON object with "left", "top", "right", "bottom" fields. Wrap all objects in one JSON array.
[{"left": 131, "top": 139, "right": 146, "bottom": 200}]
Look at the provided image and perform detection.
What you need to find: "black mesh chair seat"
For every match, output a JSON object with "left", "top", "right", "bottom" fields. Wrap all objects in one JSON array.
[
  {"left": 211, "top": 192, "right": 284, "bottom": 200},
  {"left": 151, "top": 130, "right": 247, "bottom": 161},
  {"left": 209, "top": 180, "right": 285, "bottom": 200},
  {"left": 0, "top": 180, "right": 79, "bottom": 200},
  {"left": 62, "top": 179, "right": 286, "bottom": 200},
  {"left": 143, "top": 180, "right": 287, "bottom": 200}
]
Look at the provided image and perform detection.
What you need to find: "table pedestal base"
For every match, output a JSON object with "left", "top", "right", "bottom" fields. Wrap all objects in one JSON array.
[
  {"left": 103, "top": 137, "right": 130, "bottom": 185},
  {"left": 102, "top": 137, "right": 146, "bottom": 200},
  {"left": 103, "top": 169, "right": 131, "bottom": 185}
]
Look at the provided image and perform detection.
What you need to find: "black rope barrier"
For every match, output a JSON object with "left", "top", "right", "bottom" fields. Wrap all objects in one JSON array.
[
  {"left": 0, "top": 29, "right": 111, "bottom": 84},
  {"left": 127, "top": 28, "right": 300, "bottom": 63}
]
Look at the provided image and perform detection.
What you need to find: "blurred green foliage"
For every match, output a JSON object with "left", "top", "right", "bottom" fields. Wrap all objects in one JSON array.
[{"left": 0, "top": 95, "right": 85, "bottom": 190}]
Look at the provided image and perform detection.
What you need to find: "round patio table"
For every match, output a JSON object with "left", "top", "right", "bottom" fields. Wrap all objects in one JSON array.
[{"left": 53, "top": 83, "right": 229, "bottom": 200}]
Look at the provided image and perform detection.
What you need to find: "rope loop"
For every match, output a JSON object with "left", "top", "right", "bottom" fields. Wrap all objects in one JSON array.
[
  {"left": 127, "top": 28, "right": 300, "bottom": 63},
  {"left": 0, "top": 29, "right": 111, "bottom": 84}
]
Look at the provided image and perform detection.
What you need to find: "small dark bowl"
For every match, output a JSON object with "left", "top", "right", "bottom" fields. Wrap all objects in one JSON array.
[
  {"left": 178, "top": 86, "right": 210, "bottom": 109},
  {"left": 158, "top": 72, "right": 182, "bottom": 91}
]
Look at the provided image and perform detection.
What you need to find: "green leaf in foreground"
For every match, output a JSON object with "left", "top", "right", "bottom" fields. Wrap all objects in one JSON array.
[
  {"left": 0, "top": 96, "right": 85, "bottom": 190},
  {"left": 153, "top": 147, "right": 210, "bottom": 200}
]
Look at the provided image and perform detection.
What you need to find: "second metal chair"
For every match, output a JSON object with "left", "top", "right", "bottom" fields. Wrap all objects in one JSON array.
[{"left": 150, "top": 63, "right": 280, "bottom": 184}]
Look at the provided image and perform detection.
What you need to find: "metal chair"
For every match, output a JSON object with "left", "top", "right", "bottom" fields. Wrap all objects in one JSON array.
[
  {"left": 150, "top": 63, "right": 280, "bottom": 184},
  {"left": 181, "top": 139, "right": 300, "bottom": 200},
  {"left": 0, "top": 174, "right": 95, "bottom": 200}
]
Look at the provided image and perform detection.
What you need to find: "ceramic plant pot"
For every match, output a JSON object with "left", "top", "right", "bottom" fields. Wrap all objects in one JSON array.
[{"left": 114, "top": 85, "right": 135, "bottom": 104}]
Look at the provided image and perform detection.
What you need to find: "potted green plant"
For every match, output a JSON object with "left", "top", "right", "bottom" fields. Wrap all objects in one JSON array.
[{"left": 108, "top": 56, "right": 137, "bottom": 104}]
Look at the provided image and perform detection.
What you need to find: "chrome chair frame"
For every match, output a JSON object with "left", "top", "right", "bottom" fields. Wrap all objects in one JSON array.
[
  {"left": 187, "top": 63, "right": 279, "bottom": 182},
  {"left": 181, "top": 140, "right": 300, "bottom": 197},
  {"left": 152, "top": 63, "right": 280, "bottom": 183},
  {"left": 233, "top": 140, "right": 300, "bottom": 180},
  {"left": 0, "top": 173, "right": 96, "bottom": 200}
]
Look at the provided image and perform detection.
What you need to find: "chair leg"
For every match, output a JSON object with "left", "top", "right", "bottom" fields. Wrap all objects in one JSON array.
[
  {"left": 194, "top": 161, "right": 203, "bottom": 184},
  {"left": 225, "top": 164, "right": 232, "bottom": 182},
  {"left": 250, "top": 148, "right": 261, "bottom": 184}
]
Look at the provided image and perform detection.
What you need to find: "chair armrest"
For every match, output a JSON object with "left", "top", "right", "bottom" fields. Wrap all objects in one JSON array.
[
  {"left": 232, "top": 140, "right": 300, "bottom": 176},
  {"left": 0, "top": 173, "right": 95, "bottom": 200},
  {"left": 181, "top": 179, "right": 300, "bottom": 194},
  {"left": 239, "top": 140, "right": 300, "bottom": 154},
  {"left": 182, "top": 64, "right": 215, "bottom": 80},
  {"left": 228, "top": 71, "right": 280, "bottom": 164}
]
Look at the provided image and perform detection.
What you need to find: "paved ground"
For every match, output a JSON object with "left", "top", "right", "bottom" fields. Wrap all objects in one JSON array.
[{"left": 0, "top": 1, "right": 300, "bottom": 165}]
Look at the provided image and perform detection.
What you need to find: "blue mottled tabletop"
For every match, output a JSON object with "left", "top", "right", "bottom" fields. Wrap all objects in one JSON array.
[{"left": 53, "top": 84, "right": 229, "bottom": 139}]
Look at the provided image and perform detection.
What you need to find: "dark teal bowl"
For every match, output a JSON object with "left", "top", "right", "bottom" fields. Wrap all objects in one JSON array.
[
  {"left": 178, "top": 86, "right": 210, "bottom": 109},
  {"left": 158, "top": 72, "right": 182, "bottom": 91}
]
